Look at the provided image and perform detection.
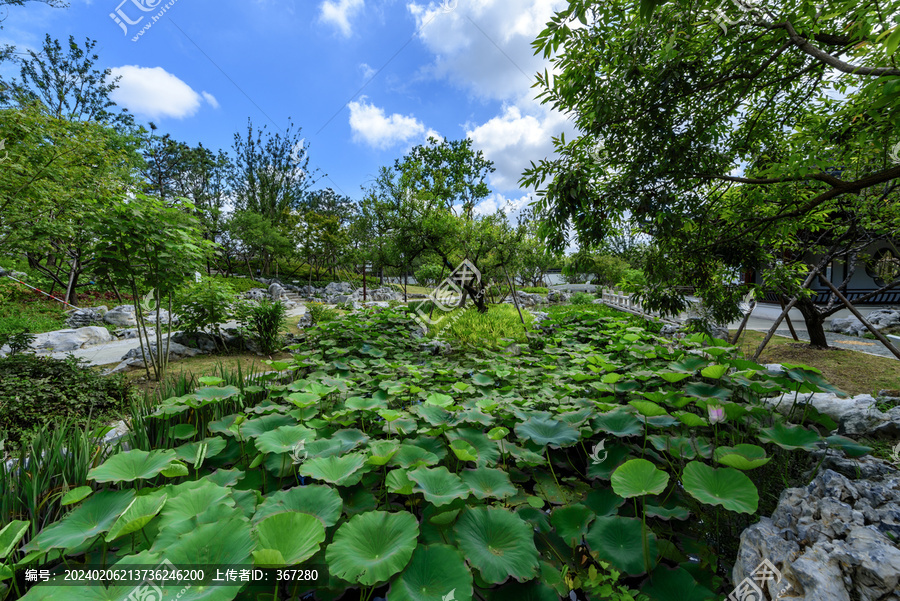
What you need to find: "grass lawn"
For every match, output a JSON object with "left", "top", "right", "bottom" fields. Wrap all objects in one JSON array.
[
  {"left": 115, "top": 350, "right": 294, "bottom": 397},
  {"left": 734, "top": 329, "right": 900, "bottom": 396}
]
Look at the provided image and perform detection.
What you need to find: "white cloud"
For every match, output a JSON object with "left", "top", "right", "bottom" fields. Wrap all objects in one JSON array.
[
  {"left": 109, "top": 66, "right": 205, "bottom": 120},
  {"left": 348, "top": 97, "right": 429, "bottom": 149},
  {"left": 359, "top": 63, "right": 377, "bottom": 80},
  {"left": 201, "top": 91, "right": 220, "bottom": 109},
  {"left": 472, "top": 192, "right": 534, "bottom": 219},
  {"left": 407, "top": 0, "right": 568, "bottom": 101},
  {"left": 467, "top": 104, "right": 574, "bottom": 191},
  {"left": 319, "top": 0, "right": 365, "bottom": 36}
]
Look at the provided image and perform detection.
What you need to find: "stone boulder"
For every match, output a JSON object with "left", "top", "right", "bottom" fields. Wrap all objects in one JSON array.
[
  {"left": 66, "top": 306, "right": 108, "bottom": 328},
  {"left": 103, "top": 305, "right": 138, "bottom": 327},
  {"left": 505, "top": 291, "right": 543, "bottom": 308},
  {"left": 245, "top": 288, "right": 267, "bottom": 301},
  {"left": 122, "top": 341, "right": 202, "bottom": 367},
  {"left": 733, "top": 469, "right": 900, "bottom": 601},
  {"left": 547, "top": 290, "right": 570, "bottom": 303},
  {"left": 831, "top": 308, "right": 900, "bottom": 336},
  {"left": 761, "top": 392, "right": 900, "bottom": 438},
  {"left": 268, "top": 282, "right": 287, "bottom": 301},
  {"left": 325, "top": 282, "right": 354, "bottom": 295},
  {"left": 31, "top": 326, "right": 113, "bottom": 352}
]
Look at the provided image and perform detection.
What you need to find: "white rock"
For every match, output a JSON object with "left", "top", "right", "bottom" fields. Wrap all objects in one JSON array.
[
  {"left": 104, "top": 305, "right": 138, "bottom": 327},
  {"left": 31, "top": 326, "right": 113, "bottom": 352}
]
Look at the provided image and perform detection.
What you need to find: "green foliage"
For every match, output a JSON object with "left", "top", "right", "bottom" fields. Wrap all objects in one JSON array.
[
  {"left": 305, "top": 301, "right": 337, "bottom": 325},
  {"left": 0, "top": 306, "right": 864, "bottom": 600},
  {"left": 0, "top": 280, "right": 69, "bottom": 336},
  {"left": 174, "top": 276, "right": 234, "bottom": 340},
  {"left": 0, "top": 330, "right": 35, "bottom": 356},
  {"left": 208, "top": 275, "right": 259, "bottom": 294},
  {"left": 236, "top": 299, "right": 287, "bottom": 355},
  {"left": 570, "top": 292, "right": 595, "bottom": 305},
  {"left": 0, "top": 354, "right": 131, "bottom": 451},
  {"left": 414, "top": 262, "right": 446, "bottom": 287},
  {"left": 433, "top": 304, "right": 533, "bottom": 347},
  {"left": 520, "top": 286, "right": 549, "bottom": 294}
]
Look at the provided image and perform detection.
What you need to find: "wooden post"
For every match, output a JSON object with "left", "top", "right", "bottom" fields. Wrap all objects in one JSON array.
[
  {"left": 731, "top": 299, "right": 756, "bottom": 346},
  {"left": 820, "top": 277, "right": 900, "bottom": 361},
  {"left": 779, "top": 295, "right": 800, "bottom": 341}
]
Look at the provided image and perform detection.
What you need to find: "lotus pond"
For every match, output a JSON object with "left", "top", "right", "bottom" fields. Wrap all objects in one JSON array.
[{"left": 0, "top": 305, "right": 869, "bottom": 601}]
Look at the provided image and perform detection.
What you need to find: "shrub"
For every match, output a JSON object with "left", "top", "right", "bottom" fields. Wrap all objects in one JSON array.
[
  {"left": 618, "top": 268, "right": 648, "bottom": 291},
  {"left": 414, "top": 263, "right": 446, "bottom": 287},
  {"left": 236, "top": 299, "right": 287, "bottom": 355},
  {"left": 0, "top": 330, "right": 36, "bottom": 356},
  {"left": 570, "top": 291, "right": 595, "bottom": 305},
  {"left": 519, "top": 286, "right": 549, "bottom": 294},
  {"left": 0, "top": 354, "right": 132, "bottom": 451},
  {"left": 209, "top": 274, "right": 260, "bottom": 294},
  {"left": 437, "top": 304, "right": 533, "bottom": 347},
  {"left": 175, "top": 277, "right": 235, "bottom": 342},
  {"left": 306, "top": 302, "right": 338, "bottom": 325}
]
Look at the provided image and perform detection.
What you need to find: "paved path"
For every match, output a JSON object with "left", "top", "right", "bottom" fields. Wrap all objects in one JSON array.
[{"left": 39, "top": 305, "right": 307, "bottom": 367}]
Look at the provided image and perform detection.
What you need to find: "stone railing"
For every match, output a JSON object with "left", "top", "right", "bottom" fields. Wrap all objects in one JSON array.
[{"left": 599, "top": 288, "right": 683, "bottom": 325}]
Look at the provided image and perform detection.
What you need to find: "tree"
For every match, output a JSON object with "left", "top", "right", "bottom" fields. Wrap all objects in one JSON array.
[
  {"left": 522, "top": 0, "right": 900, "bottom": 346},
  {"left": 229, "top": 119, "right": 317, "bottom": 276},
  {"left": 94, "top": 195, "right": 214, "bottom": 383},
  {"left": 2, "top": 34, "right": 135, "bottom": 129},
  {"left": 0, "top": 101, "right": 143, "bottom": 304}
]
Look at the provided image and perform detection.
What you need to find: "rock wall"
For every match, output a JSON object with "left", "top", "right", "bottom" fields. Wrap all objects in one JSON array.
[{"left": 733, "top": 468, "right": 900, "bottom": 601}]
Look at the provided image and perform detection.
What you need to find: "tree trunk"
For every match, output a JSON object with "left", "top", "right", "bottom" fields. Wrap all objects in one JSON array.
[
  {"left": 65, "top": 259, "right": 80, "bottom": 307},
  {"left": 795, "top": 296, "right": 829, "bottom": 348}
]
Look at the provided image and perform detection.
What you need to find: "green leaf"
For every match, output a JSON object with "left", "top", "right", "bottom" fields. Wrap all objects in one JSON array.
[
  {"left": 640, "top": 565, "right": 717, "bottom": 601},
  {"left": 254, "top": 425, "right": 316, "bottom": 455},
  {"left": 24, "top": 490, "right": 135, "bottom": 553},
  {"left": 450, "top": 439, "right": 479, "bottom": 462},
  {"left": 408, "top": 466, "right": 471, "bottom": 506},
  {"left": 460, "top": 468, "right": 516, "bottom": 500},
  {"left": 757, "top": 422, "right": 823, "bottom": 451},
  {"left": 487, "top": 426, "right": 510, "bottom": 440},
  {"left": 682, "top": 461, "right": 759, "bottom": 514},
  {"left": 700, "top": 364, "right": 728, "bottom": 379},
  {"left": 514, "top": 416, "right": 581, "bottom": 448},
  {"left": 454, "top": 506, "right": 540, "bottom": 584},
  {"left": 326, "top": 511, "right": 420, "bottom": 586},
  {"left": 171, "top": 424, "right": 197, "bottom": 440},
  {"left": 713, "top": 444, "right": 771, "bottom": 470},
  {"left": 550, "top": 504, "right": 594, "bottom": 547},
  {"left": 0, "top": 521, "right": 30, "bottom": 560},
  {"left": 87, "top": 449, "right": 178, "bottom": 483},
  {"left": 254, "top": 484, "right": 343, "bottom": 527},
  {"left": 367, "top": 440, "right": 401, "bottom": 466},
  {"left": 611, "top": 459, "right": 669, "bottom": 498},
  {"left": 253, "top": 512, "right": 326, "bottom": 566},
  {"left": 60, "top": 487, "right": 93, "bottom": 506},
  {"left": 389, "top": 544, "right": 474, "bottom": 601},
  {"left": 390, "top": 444, "right": 442, "bottom": 469},
  {"left": 472, "top": 373, "right": 495, "bottom": 387},
  {"left": 386, "top": 469, "right": 416, "bottom": 495},
  {"left": 105, "top": 493, "right": 168, "bottom": 542},
  {"left": 825, "top": 435, "right": 872, "bottom": 458},
  {"left": 585, "top": 515, "right": 657, "bottom": 576},
  {"left": 426, "top": 392, "right": 455, "bottom": 407},
  {"left": 298, "top": 453, "right": 369, "bottom": 486},
  {"left": 594, "top": 409, "right": 643, "bottom": 437}
]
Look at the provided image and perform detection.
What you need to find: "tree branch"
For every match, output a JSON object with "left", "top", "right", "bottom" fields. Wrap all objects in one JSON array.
[{"left": 769, "top": 20, "right": 900, "bottom": 77}]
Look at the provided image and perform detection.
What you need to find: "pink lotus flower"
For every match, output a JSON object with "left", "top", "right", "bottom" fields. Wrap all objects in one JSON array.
[{"left": 708, "top": 405, "right": 725, "bottom": 424}]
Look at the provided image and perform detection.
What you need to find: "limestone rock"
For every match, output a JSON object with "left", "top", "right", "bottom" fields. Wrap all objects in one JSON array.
[
  {"left": 32, "top": 326, "right": 113, "bottom": 352},
  {"left": 547, "top": 290, "right": 570, "bottom": 303},
  {"left": 325, "top": 282, "right": 354, "bottom": 295},
  {"left": 831, "top": 309, "right": 900, "bottom": 337},
  {"left": 245, "top": 289, "right": 267, "bottom": 301},
  {"left": 268, "top": 282, "right": 286, "bottom": 300},
  {"left": 122, "top": 341, "right": 201, "bottom": 366},
  {"left": 733, "top": 468, "right": 900, "bottom": 601},
  {"left": 103, "top": 305, "right": 138, "bottom": 327},
  {"left": 761, "top": 392, "right": 900, "bottom": 439},
  {"left": 66, "top": 306, "right": 108, "bottom": 328}
]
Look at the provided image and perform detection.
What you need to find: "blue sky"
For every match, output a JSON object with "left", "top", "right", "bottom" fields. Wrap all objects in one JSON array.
[{"left": 1, "top": 0, "right": 576, "bottom": 216}]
